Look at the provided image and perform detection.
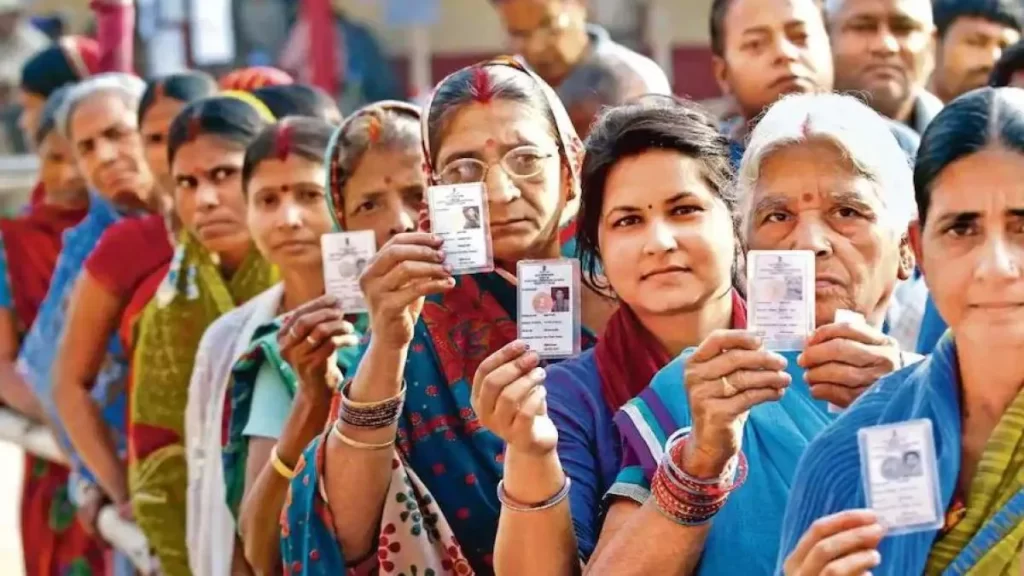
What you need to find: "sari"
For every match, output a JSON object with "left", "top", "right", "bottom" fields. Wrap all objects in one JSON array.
[
  {"left": 0, "top": 192, "right": 105, "bottom": 576},
  {"left": 16, "top": 193, "right": 132, "bottom": 488},
  {"left": 221, "top": 311, "right": 367, "bottom": 520},
  {"left": 777, "top": 334, "right": 1024, "bottom": 575},
  {"left": 609, "top": 297, "right": 836, "bottom": 575},
  {"left": 129, "top": 231, "right": 277, "bottom": 576}
]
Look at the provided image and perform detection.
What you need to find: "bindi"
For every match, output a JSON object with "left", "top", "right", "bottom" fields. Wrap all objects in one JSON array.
[
  {"left": 383, "top": 176, "right": 393, "bottom": 185},
  {"left": 801, "top": 193, "right": 814, "bottom": 203}
]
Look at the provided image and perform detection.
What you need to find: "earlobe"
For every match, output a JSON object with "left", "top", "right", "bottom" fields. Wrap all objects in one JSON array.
[
  {"left": 902, "top": 223, "right": 923, "bottom": 280},
  {"left": 712, "top": 56, "right": 731, "bottom": 96}
]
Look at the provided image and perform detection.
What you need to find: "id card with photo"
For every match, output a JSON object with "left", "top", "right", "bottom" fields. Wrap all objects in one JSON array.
[
  {"left": 746, "top": 250, "right": 815, "bottom": 351},
  {"left": 828, "top": 309, "right": 867, "bottom": 414},
  {"left": 857, "top": 419, "right": 944, "bottom": 535},
  {"left": 321, "top": 230, "right": 376, "bottom": 314},
  {"left": 517, "top": 259, "right": 581, "bottom": 359},
  {"left": 427, "top": 183, "right": 493, "bottom": 275}
]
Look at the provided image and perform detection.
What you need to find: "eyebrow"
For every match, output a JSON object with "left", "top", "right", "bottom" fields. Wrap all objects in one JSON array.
[
  {"left": 935, "top": 208, "right": 1024, "bottom": 225},
  {"left": 253, "top": 181, "right": 324, "bottom": 197},
  {"left": 605, "top": 191, "right": 698, "bottom": 215},
  {"left": 437, "top": 139, "right": 540, "bottom": 167},
  {"left": 830, "top": 190, "right": 878, "bottom": 211}
]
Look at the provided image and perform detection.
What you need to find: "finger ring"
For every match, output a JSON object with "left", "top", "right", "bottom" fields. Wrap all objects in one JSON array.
[
  {"left": 721, "top": 376, "right": 737, "bottom": 397},
  {"left": 306, "top": 335, "right": 319, "bottom": 346}
]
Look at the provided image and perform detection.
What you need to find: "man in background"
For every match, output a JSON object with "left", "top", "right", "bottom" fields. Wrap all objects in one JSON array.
[
  {"left": 929, "top": 0, "right": 1021, "bottom": 103},
  {"left": 491, "top": 0, "right": 671, "bottom": 105},
  {"left": 558, "top": 58, "right": 648, "bottom": 138}
]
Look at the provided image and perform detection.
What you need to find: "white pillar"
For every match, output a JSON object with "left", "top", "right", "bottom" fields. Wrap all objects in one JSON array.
[{"left": 410, "top": 25, "right": 433, "bottom": 99}]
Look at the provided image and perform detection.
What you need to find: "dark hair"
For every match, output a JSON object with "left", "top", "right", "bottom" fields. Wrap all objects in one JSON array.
[
  {"left": 915, "top": 87, "right": 1024, "bottom": 224},
  {"left": 251, "top": 84, "right": 340, "bottom": 121},
  {"left": 990, "top": 39, "right": 1024, "bottom": 86},
  {"left": 426, "top": 64, "right": 559, "bottom": 167},
  {"left": 327, "top": 102, "right": 421, "bottom": 219},
  {"left": 934, "top": 0, "right": 1022, "bottom": 38},
  {"left": 242, "top": 117, "right": 335, "bottom": 192},
  {"left": 709, "top": 0, "right": 737, "bottom": 57},
  {"left": 34, "top": 84, "right": 74, "bottom": 146},
  {"left": 20, "top": 46, "right": 83, "bottom": 97},
  {"left": 576, "top": 97, "right": 739, "bottom": 292},
  {"left": 138, "top": 72, "right": 218, "bottom": 125},
  {"left": 167, "top": 96, "right": 272, "bottom": 166},
  {"left": 557, "top": 58, "right": 644, "bottom": 109}
]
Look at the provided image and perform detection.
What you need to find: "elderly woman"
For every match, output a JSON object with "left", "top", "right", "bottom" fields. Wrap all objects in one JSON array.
[
  {"left": 585, "top": 93, "right": 919, "bottom": 575},
  {"left": 779, "top": 87, "right": 1024, "bottom": 576}
]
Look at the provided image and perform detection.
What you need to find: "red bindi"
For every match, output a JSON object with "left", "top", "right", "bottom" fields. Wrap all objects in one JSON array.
[
  {"left": 383, "top": 176, "right": 393, "bottom": 185},
  {"left": 801, "top": 193, "right": 814, "bottom": 203},
  {"left": 485, "top": 138, "right": 496, "bottom": 148}
]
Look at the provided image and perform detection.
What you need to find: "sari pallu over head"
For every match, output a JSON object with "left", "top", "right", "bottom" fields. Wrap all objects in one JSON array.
[
  {"left": 280, "top": 56, "right": 589, "bottom": 575},
  {"left": 129, "top": 229, "right": 277, "bottom": 576},
  {"left": 777, "top": 334, "right": 1024, "bottom": 576},
  {"left": 610, "top": 296, "right": 837, "bottom": 575},
  {"left": 16, "top": 192, "right": 132, "bottom": 487}
]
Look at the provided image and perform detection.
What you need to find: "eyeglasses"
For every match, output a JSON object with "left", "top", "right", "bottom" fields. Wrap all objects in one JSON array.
[{"left": 438, "top": 146, "right": 556, "bottom": 185}]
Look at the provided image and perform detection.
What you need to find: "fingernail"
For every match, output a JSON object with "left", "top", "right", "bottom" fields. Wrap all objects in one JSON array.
[
  {"left": 530, "top": 367, "right": 546, "bottom": 381},
  {"left": 437, "top": 250, "right": 446, "bottom": 261},
  {"left": 446, "top": 277, "right": 456, "bottom": 285},
  {"left": 444, "top": 263, "right": 454, "bottom": 273},
  {"left": 796, "top": 354, "right": 805, "bottom": 366}
]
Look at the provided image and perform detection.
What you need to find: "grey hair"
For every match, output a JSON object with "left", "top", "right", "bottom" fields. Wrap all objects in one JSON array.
[
  {"left": 736, "top": 92, "right": 917, "bottom": 241},
  {"left": 56, "top": 73, "right": 147, "bottom": 140}
]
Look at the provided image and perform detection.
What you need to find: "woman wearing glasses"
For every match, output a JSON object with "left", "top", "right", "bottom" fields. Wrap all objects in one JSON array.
[{"left": 279, "top": 57, "right": 609, "bottom": 575}]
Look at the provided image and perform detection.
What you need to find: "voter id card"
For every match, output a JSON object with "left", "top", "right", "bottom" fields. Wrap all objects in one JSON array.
[
  {"left": 517, "top": 259, "right": 581, "bottom": 359},
  {"left": 321, "top": 230, "right": 376, "bottom": 313},
  {"left": 426, "top": 182, "right": 493, "bottom": 275},
  {"left": 746, "top": 250, "right": 815, "bottom": 351}
]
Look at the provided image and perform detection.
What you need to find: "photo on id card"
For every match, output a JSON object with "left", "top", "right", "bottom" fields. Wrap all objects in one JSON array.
[
  {"left": 857, "top": 419, "right": 944, "bottom": 535},
  {"left": 746, "top": 250, "right": 815, "bottom": 351},
  {"left": 427, "top": 182, "right": 494, "bottom": 275},
  {"left": 517, "top": 259, "right": 581, "bottom": 359},
  {"left": 321, "top": 230, "right": 376, "bottom": 314}
]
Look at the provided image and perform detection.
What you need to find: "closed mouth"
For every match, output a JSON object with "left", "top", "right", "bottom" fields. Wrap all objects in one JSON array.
[{"left": 642, "top": 266, "right": 690, "bottom": 280}]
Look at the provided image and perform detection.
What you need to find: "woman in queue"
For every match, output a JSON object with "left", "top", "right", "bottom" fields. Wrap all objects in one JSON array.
[
  {"left": 129, "top": 94, "right": 279, "bottom": 575},
  {"left": 779, "top": 87, "right": 1024, "bottom": 576},
  {"left": 251, "top": 83, "right": 343, "bottom": 124},
  {"left": 472, "top": 97, "right": 745, "bottom": 572},
  {"left": 582, "top": 93, "right": 917, "bottom": 575},
  {"left": 220, "top": 103, "right": 424, "bottom": 574},
  {"left": 278, "top": 56, "right": 599, "bottom": 574}
]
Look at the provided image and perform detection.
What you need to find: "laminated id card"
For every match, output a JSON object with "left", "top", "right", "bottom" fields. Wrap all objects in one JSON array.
[
  {"left": 828, "top": 309, "right": 867, "bottom": 414},
  {"left": 321, "top": 230, "right": 376, "bottom": 314},
  {"left": 746, "top": 250, "right": 815, "bottom": 351},
  {"left": 427, "top": 182, "right": 494, "bottom": 275},
  {"left": 857, "top": 419, "right": 944, "bottom": 535},
  {"left": 517, "top": 259, "right": 581, "bottom": 359}
]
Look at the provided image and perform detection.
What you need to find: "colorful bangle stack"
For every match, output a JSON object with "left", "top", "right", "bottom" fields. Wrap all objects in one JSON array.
[
  {"left": 339, "top": 381, "right": 406, "bottom": 429},
  {"left": 651, "top": 429, "right": 748, "bottom": 526}
]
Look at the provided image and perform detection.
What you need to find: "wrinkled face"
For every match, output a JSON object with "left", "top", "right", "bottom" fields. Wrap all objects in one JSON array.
[
  {"left": 17, "top": 89, "right": 45, "bottom": 145},
  {"left": 141, "top": 97, "right": 188, "bottom": 194},
  {"left": 745, "top": 139, "right": 912, "bottom": 327},
  {"left": 915, "top": 147, "right": 1024, "bottom": 347},
  {"left": 828, "top": 0, "right": 935, "bottom": 120},
  {"left": 68, "top": 91, "right": 154, "bottom": 210},
  {"left": 341, "top": 147, "right": 425, "bottom": 250},
  {"left": 246, "top": 154, "right": 332, "bottom": 271},
  {"left": 496, "top": 0, "right": 588, "bottom": 85},
  {"left": 435, "top": 99, "right": 568, "bottom": 264},
  {"left": 715, "top": 0, "right": 834, "bottom": 121},
  {"left": 935, "top": 17, "right": 1020, "bottom": 102},
  {"left": 37, "top": 131, "right": 86, "bottom": 201},
  {"left": 172, "top": 134, "right": 249, "bottom": 256},
  {"left": 598, "top": 149, "right": 736, "bottom": 317}
]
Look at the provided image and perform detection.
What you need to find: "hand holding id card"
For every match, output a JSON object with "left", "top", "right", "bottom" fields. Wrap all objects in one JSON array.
[
  {"left": 858, "top": 419, "right": 944, "bottom": 535},
  {"left": 828, "top": 309, "right": 867, "bottom": 414},
  {"left": 747, "top": 250, "right": 815, "bottom": 351},
  {"left": 427, "top": 182, "right": 494, "bottom": 275},
  {"left": 321, "top": 230, "right": 376, "bottom": 313},
  {"left": 517, "top": 259, "right": 581, "bottom": 359}
]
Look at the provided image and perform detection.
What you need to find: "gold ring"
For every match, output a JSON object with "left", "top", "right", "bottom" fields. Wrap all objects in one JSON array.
[{"left": 721, "top": 376, "right": 737, "bottom": 397}]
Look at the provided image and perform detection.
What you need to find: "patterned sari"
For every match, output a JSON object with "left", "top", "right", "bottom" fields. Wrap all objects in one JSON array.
[
  {"left": 0, "top": 191, "right": 105, "bottom": 576},
  {"left": 129, "top": 231, "right": 277, "bottom": 576},
  {"left": 778, "top": 334, "right": 1024, "bottom": 575}
]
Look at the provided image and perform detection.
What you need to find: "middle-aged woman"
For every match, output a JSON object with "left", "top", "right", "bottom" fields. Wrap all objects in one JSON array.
[
  {"left": 223, "top": 103, "right": 424, "bottom": 574},
  {"left": 470, "top": 97, "right": 747, "bottom": 573},
  {"left": 278, "top": 56, "right": 602, "bottom": 575},
  {"left": 583, "top": 92, "right": 919, "bottom": 575},
  {"left": 128, "top": 95, "right": 279, "bottom": 576},
  {"left": 779, "top": 87, "right": 1024, "bottom": 576}
]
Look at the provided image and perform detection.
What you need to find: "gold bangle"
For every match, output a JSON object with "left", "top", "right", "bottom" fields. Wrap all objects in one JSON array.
[
  {"left": 340, "top": 381, "right": 407, "bottom": 409},
  {"left": 331, "top": 420, "right": 395, "bottom": 451},
  {"left": 270, "top": 446, "right": 296, "bottom": 480}
]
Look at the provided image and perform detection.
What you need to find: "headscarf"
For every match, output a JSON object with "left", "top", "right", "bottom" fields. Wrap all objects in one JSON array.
[
  {"left": 19, "top": 36, "right": 101, "bottom": 97},
  {"left": 218, "top": 66, "right": 294, "bottom": 91}
]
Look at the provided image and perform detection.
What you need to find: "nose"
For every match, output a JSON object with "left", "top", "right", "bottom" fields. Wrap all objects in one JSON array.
[
  {"left": 870, "top": 26, "right": 900, "bottom": 56},
  {"left": 390, "top": 205, "right": 416, "bottom": 238},
  {"left": 94, "top": 138, "right": 118, "bottom": 164},
  {"left": 282, "top": 200, "right": 303, "bottom": 229},
  {"left": 643, "top": 219, "right": 679, "bottom": 255},
  {"left": 484, "top": 165, "right": 521, "bottom": 205},
  {"left": 196, "top": 181, "right": 220, "bottom": 210},
  {"left": 789, "top": 215, "right": 833, "bottom": 257},
  {"left": 975, "top": 234, "right": 1021, "bottom": 282},
  {"left": 776, "top": 37, "right": 800, "bottom": 63}
]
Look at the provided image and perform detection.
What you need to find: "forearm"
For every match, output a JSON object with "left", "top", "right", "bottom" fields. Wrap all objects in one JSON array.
[
  {"left": 495, "top": 447, "right": 579, "bottom": 576},
  {"left": 323, "top": 341, "right": 407, "bottom": 558},
  {"left": 586, "top": 502, "right": 710, "bottom": 576},
  {"left": 93, "top": 0, "right": 136, "bottom": 73},
  {"left": 0, "top": 363, "right": 45, "bottom": 421},
  {"left": 239, "top": 390, "right": 331, "bottom": 574},
  {"left": 54, "top": 382, "right": 125, "bottom": 501}
]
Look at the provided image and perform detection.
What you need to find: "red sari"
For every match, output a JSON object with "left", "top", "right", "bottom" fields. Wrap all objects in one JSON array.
[{"left": 0, "top": 186, "right": 107, "bottom": 576}]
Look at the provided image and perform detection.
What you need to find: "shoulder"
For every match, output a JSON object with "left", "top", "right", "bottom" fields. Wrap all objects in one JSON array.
[{"left": 592, "top": 29, "right": 671, "bottom": 95}]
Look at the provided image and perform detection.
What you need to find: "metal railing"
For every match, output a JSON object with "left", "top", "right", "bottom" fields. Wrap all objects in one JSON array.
[{"left": 0, "top": 408, "right": 158, "bottom": 575}]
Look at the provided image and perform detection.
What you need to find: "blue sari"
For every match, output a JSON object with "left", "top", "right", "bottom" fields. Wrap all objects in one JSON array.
[
  {"left": 16, "top": 193, "right": 130, "bottom": 488},
  {"left": 611, "top": 349, "right": 833, "bottom": 574},
  {"left": 778, "top": 334, "right": 1024, "bottom": 575}
]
